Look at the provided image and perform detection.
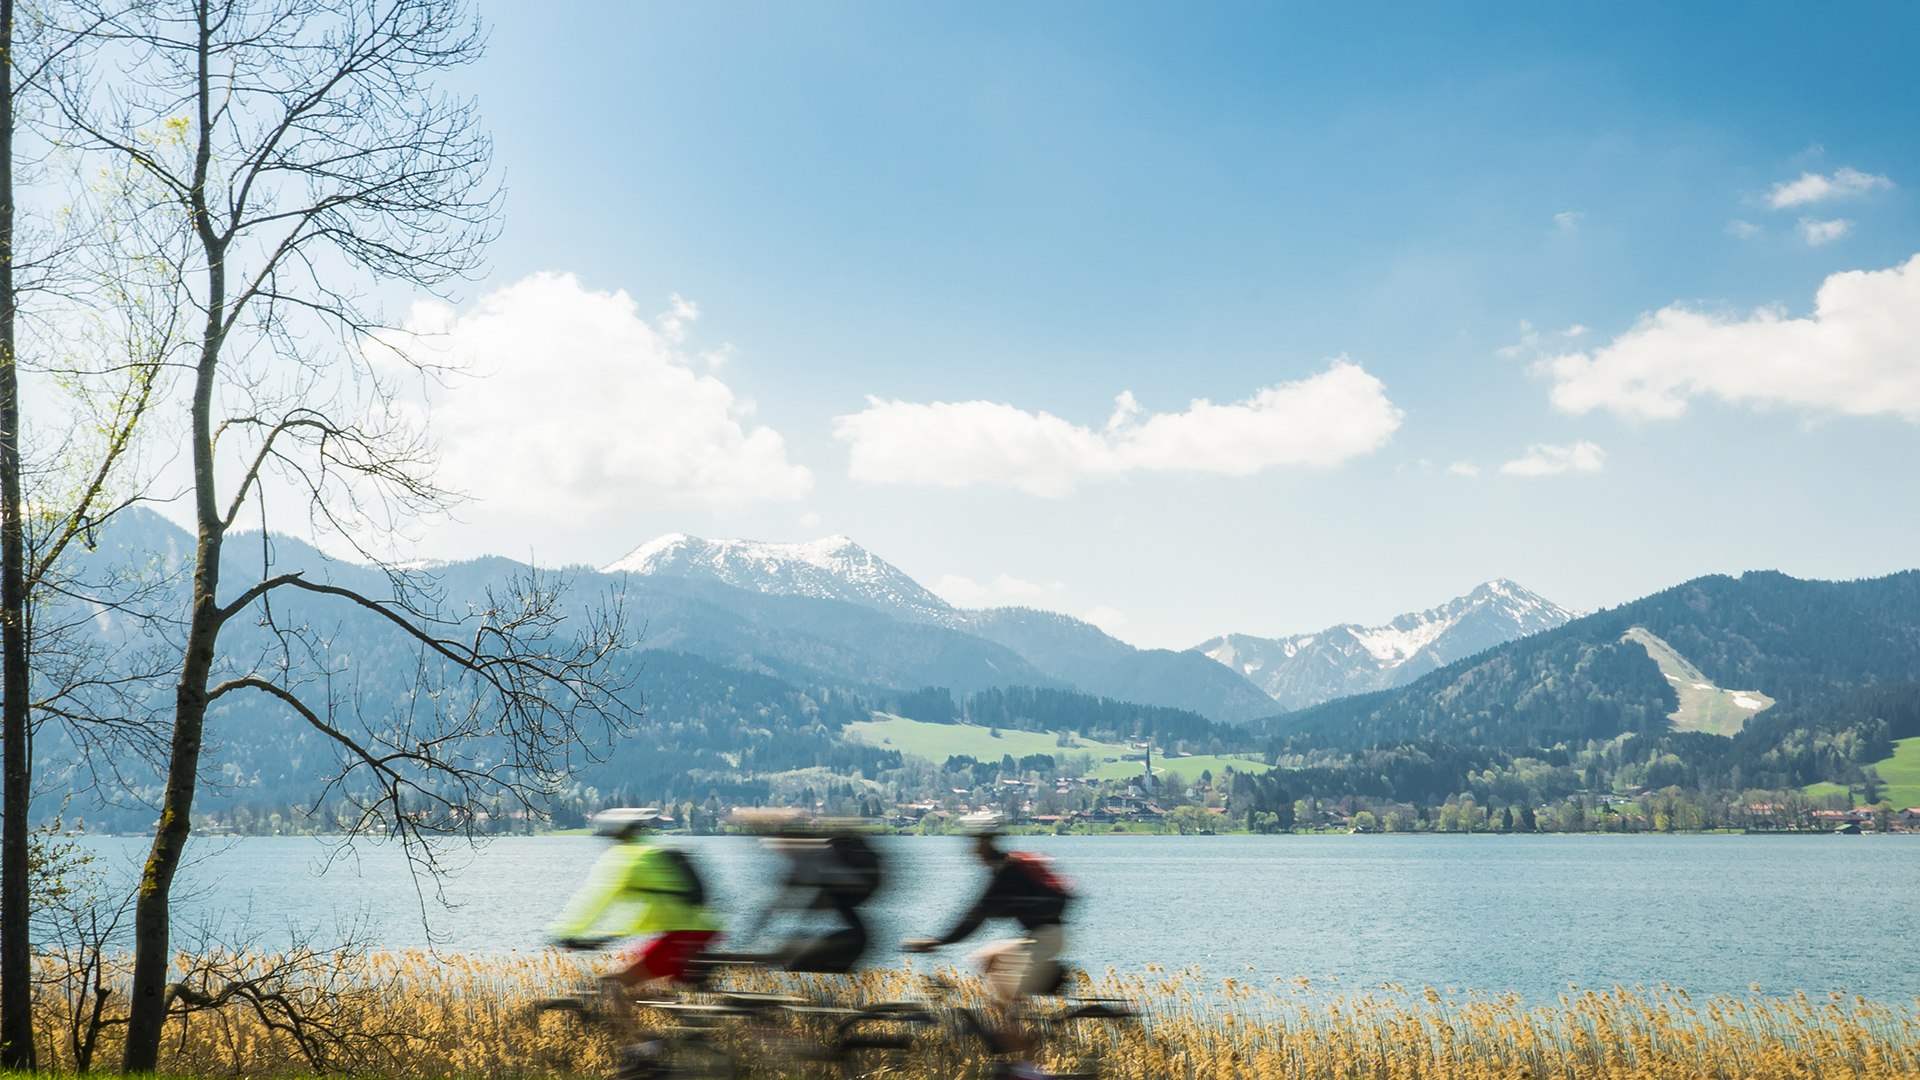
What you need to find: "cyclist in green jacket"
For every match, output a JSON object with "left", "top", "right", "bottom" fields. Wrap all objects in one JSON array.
[{"left": 551, "top": 807, "right": 721, "bottom": 986}]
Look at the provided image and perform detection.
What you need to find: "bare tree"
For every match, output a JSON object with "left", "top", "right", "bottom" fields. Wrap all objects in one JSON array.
[
  {"left": 50, "top": 0, "right": 637, "bottom": 1070},
  {"left": 1, "top": 0, "right": 34, "bottom": 1060},
  {"left": 5, "top": 0, "right": 167, "bottom": 1065}
]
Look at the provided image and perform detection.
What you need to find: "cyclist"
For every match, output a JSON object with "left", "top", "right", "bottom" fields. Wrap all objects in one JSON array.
[
  {"left": 902, "top": 811, "right": 1073, "bottom": 1061},
  {"left": 732, "top": 809, "right": 884, "bottom": 973},
  {"left": 550, "top": 807, "right": 721, "bottom": 988}
]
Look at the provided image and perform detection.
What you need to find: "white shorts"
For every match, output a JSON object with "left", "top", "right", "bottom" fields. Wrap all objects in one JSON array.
[{"left": 967, "top": 923, "right": 1064, "bottom": 1000}]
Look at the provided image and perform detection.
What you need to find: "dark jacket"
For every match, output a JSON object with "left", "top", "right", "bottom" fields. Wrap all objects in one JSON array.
[{"left": 937, "top": 855, "right": 1070, "bottom": 941}]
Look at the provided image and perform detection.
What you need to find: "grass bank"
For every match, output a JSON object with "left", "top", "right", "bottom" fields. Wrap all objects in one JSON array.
[{"left": 24, "top": 950, "right": 1920, "bottom": 1079}]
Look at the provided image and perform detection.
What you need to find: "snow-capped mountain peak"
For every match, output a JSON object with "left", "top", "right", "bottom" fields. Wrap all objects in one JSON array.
[
  {"left": 601, "top": 533, "right": 955, "bottom": 623},
  {"left": 1193, "top": 580, "right": 1575, "bottom": 712}
]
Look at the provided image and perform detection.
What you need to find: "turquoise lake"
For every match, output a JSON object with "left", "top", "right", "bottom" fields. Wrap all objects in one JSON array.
[{"left": 73, "top": 833, "right": 1920, "bottom": 1003}]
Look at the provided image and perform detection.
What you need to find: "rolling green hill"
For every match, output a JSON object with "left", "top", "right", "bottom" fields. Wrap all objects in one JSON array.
[
  {"left": 847, "top": 714, "right": 1132, "bottom": 764},
  {"left": 1873, "top": 736, "right": 1920, "bottom": 808},
  {"left": 1085, "top": 753, "right": 1274, "bottom": 783},
  {"left": 845, "top": 714, "right": 1272, "bottom": 784},
  {"left": 1826, "top": 735, "right": 1920, "bottom": 808}
]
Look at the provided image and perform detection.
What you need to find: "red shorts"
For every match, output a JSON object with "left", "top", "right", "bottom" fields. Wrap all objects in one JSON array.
[{"left": 624, "top": 930, "right": 719, "bottom": 983}]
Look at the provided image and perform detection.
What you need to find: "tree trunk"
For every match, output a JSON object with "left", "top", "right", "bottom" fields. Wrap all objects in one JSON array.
[
  {"left": 120, "top": 427, "right": 224, "bottom": 1071},
  {"left": 0, "top": 0, "right": 36, "bottom": 1066},
  {"left": 119, "top": 287, "right": 227, "bottom": 1078},
  {"left": 122, "top": 5, "right": 225, "bottom": 1059},
  {"left": 118, "top": 626, "right": 214, "bottom": 1071}
]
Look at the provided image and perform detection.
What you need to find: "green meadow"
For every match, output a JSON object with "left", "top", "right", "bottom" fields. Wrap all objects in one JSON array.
[
  {"left": 1804, "top": 736, "right": 1920, "bottom": 808},
  {"left": 845, "top": 714, "right": 1270, "bottom": 783}
]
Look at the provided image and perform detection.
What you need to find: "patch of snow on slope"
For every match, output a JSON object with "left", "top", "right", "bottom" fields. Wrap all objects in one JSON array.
[
  {"left": 1352, "top": 618, "right": 1452, "bottom": 664},
  {"left": 600, "top": 533, "right": 954, "bottom": 621},
  {"left": 604, "top": 532, "right": 692, "bottom": 573},
  {"left": 1191, "top": 579, "right": 1576, "bottom": 710}
]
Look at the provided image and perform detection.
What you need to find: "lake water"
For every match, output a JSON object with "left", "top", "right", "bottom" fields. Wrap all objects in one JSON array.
[{"left": 72, "top": 833, "right": 1920, "bottom": 1003}]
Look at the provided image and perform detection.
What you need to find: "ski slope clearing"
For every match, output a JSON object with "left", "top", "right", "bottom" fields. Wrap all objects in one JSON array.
[{"left": 1622, "top": 627, "right": 1774, "bottom": 736}]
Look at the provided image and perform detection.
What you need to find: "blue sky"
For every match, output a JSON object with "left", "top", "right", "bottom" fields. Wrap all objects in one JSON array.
[{"left": 398, "top": 1, "right": 1920, "bottom": 648}]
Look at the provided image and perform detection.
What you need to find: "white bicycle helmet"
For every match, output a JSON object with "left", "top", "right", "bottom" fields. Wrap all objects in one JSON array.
[
  {"left": 954, "top": 810, "right": 1006, "bottom": 835},
  {"left": 590, "top": 807, "right": 665, "bottom": 836}
]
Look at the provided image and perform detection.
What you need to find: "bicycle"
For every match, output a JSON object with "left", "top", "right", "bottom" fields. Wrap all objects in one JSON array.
[
  {"left": 530, "top": 946, "right": 938, "bottom": 1079},
  {"left": 901, "top": 970, "right": 1142, "bottom": 1080}
]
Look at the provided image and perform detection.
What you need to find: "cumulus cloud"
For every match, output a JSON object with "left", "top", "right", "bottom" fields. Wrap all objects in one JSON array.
[
  {"left": 833, "top": 361, "right": 1403, "bottom": 496},
  {"left": 1767, "top": 167, "right": 1894, "bottom": 209},
  {"left": 1446, "top": 462, "right": 1481, "bottom": 478},
  {"left": 932, "top": 572, "right": 1066, "bottom": 609},
  {"left": 1540, "top": 253, "right": 1920, "bottom": 422},
  {"left": 384, "top": 273, "right": 811, "bottom": 518},
  {"left": 1799, "top": 217, "right": 1852, "bottom": 246},
  {"left": 1499, "top": 441, "right": 1606, "bottom": 477},
  {"left": 1553, "top": 210, "right": 1585, "bottom": 232},
  {"left": 1725, "top": 220, "right": 1763, "bottom": 240},
  {"left": 1081, "top": 606, "right": 1129, "bottom": 636}
]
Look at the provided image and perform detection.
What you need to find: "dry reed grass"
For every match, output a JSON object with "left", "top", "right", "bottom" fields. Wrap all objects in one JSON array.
[{"left": 28, "top": 950, "right": 1920, "bottom": 1079}]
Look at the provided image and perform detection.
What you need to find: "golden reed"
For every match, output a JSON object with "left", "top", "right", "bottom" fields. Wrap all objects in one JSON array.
[{"left": 29, "top": 950, "right": 1920, "bottom": 1078}]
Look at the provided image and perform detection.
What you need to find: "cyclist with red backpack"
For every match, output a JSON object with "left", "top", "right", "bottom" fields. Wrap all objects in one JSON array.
[
  {"left": 902, "top": 811, "right": 1072, "bottom": 1063},
  {"left": 550, "top": 807, "right": 721, "bottom": 987}
]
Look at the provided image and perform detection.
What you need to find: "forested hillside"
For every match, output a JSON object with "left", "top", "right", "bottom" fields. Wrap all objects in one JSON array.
[
  {"left": 955, "top": 607, "right": 1277, "bottom": 722},
  {"left": 1269, "top": 571, "right": 1920, "bottom": 751},
  {"left": 1256, "top": 571, "right": 1920, "bottom": 815}
]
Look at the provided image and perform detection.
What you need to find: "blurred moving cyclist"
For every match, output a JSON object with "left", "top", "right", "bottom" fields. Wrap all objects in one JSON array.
[
  {"left": 902, "top": 812, "right": 1073, "bottom": 1055},
  {"left": 733, "top": 809, "right": 884, "bottom": 973},
  {"left": 550, "top": 807, "right": 720, "bottom": 986}
]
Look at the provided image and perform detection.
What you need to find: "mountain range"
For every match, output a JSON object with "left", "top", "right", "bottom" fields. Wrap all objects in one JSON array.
[
  {"left": 603, "top": 533, "right": 956, "bottom": 624},
  {"left": 34, "top": 511, "right": 1920, "bottom": 824},
  {"left": 1193, "top": 580, "right": 1577, "bottom": 711},
  {"left": 1264, "top": 569, "right": 1920, "bottom": 754},
  {"left": 598, "top": 532, "right": 1567, "bottom": 721}
]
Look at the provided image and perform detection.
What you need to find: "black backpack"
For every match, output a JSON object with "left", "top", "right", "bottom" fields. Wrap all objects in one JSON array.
[
  {"left": 649, "top": 846, "right": 708, "bottom": 906},
  {"left": 825, "top": 833, "right": 883, "bottom": 905}
]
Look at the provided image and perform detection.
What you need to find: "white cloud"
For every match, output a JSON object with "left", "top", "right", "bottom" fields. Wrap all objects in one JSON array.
[
  {"left": 1446, "top": 462, "right": 1481, "bottom": 478},
  {"left": 384, "top": 273, "right": 811, "bottom": 519},
  {"left": 1498, "top": 441, "right": 1606, "bottom": 477},
  {"left": 1497, "top": 321, "right": 1588, "bottom": 359},
  {"left": 1766, "top": 167, "right": 1893, "bottom": 209},
  {"left": 1553, "top": 210, "right": 1585, "bottom": 232},
  {"left": 1799, "top": 217, "right": 1853, "bottom": 246},
  {"left": 833, "top": 361, "right": 1403, "bottom": 497},
  {"left": 1725, "top": 220, "right": 1763, "bottom": 240},
  {"left": 1540, "top": 253, "right": 1920, "bottom": 422},
  {"left": 1080, "top": 606, "right": 1129, "bottom": 636},
  {"left": 932, "top": 572, "right": 1067, "bottom": 609},
  {"left": 798, "top": 511, "right": 822, "bottom": 529},
  {"left": 659, "top": 293, "right": 700, "bottom": 342},
  {"left": 1495, "top": 320, "right": 1540, "bottom": 359}
]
